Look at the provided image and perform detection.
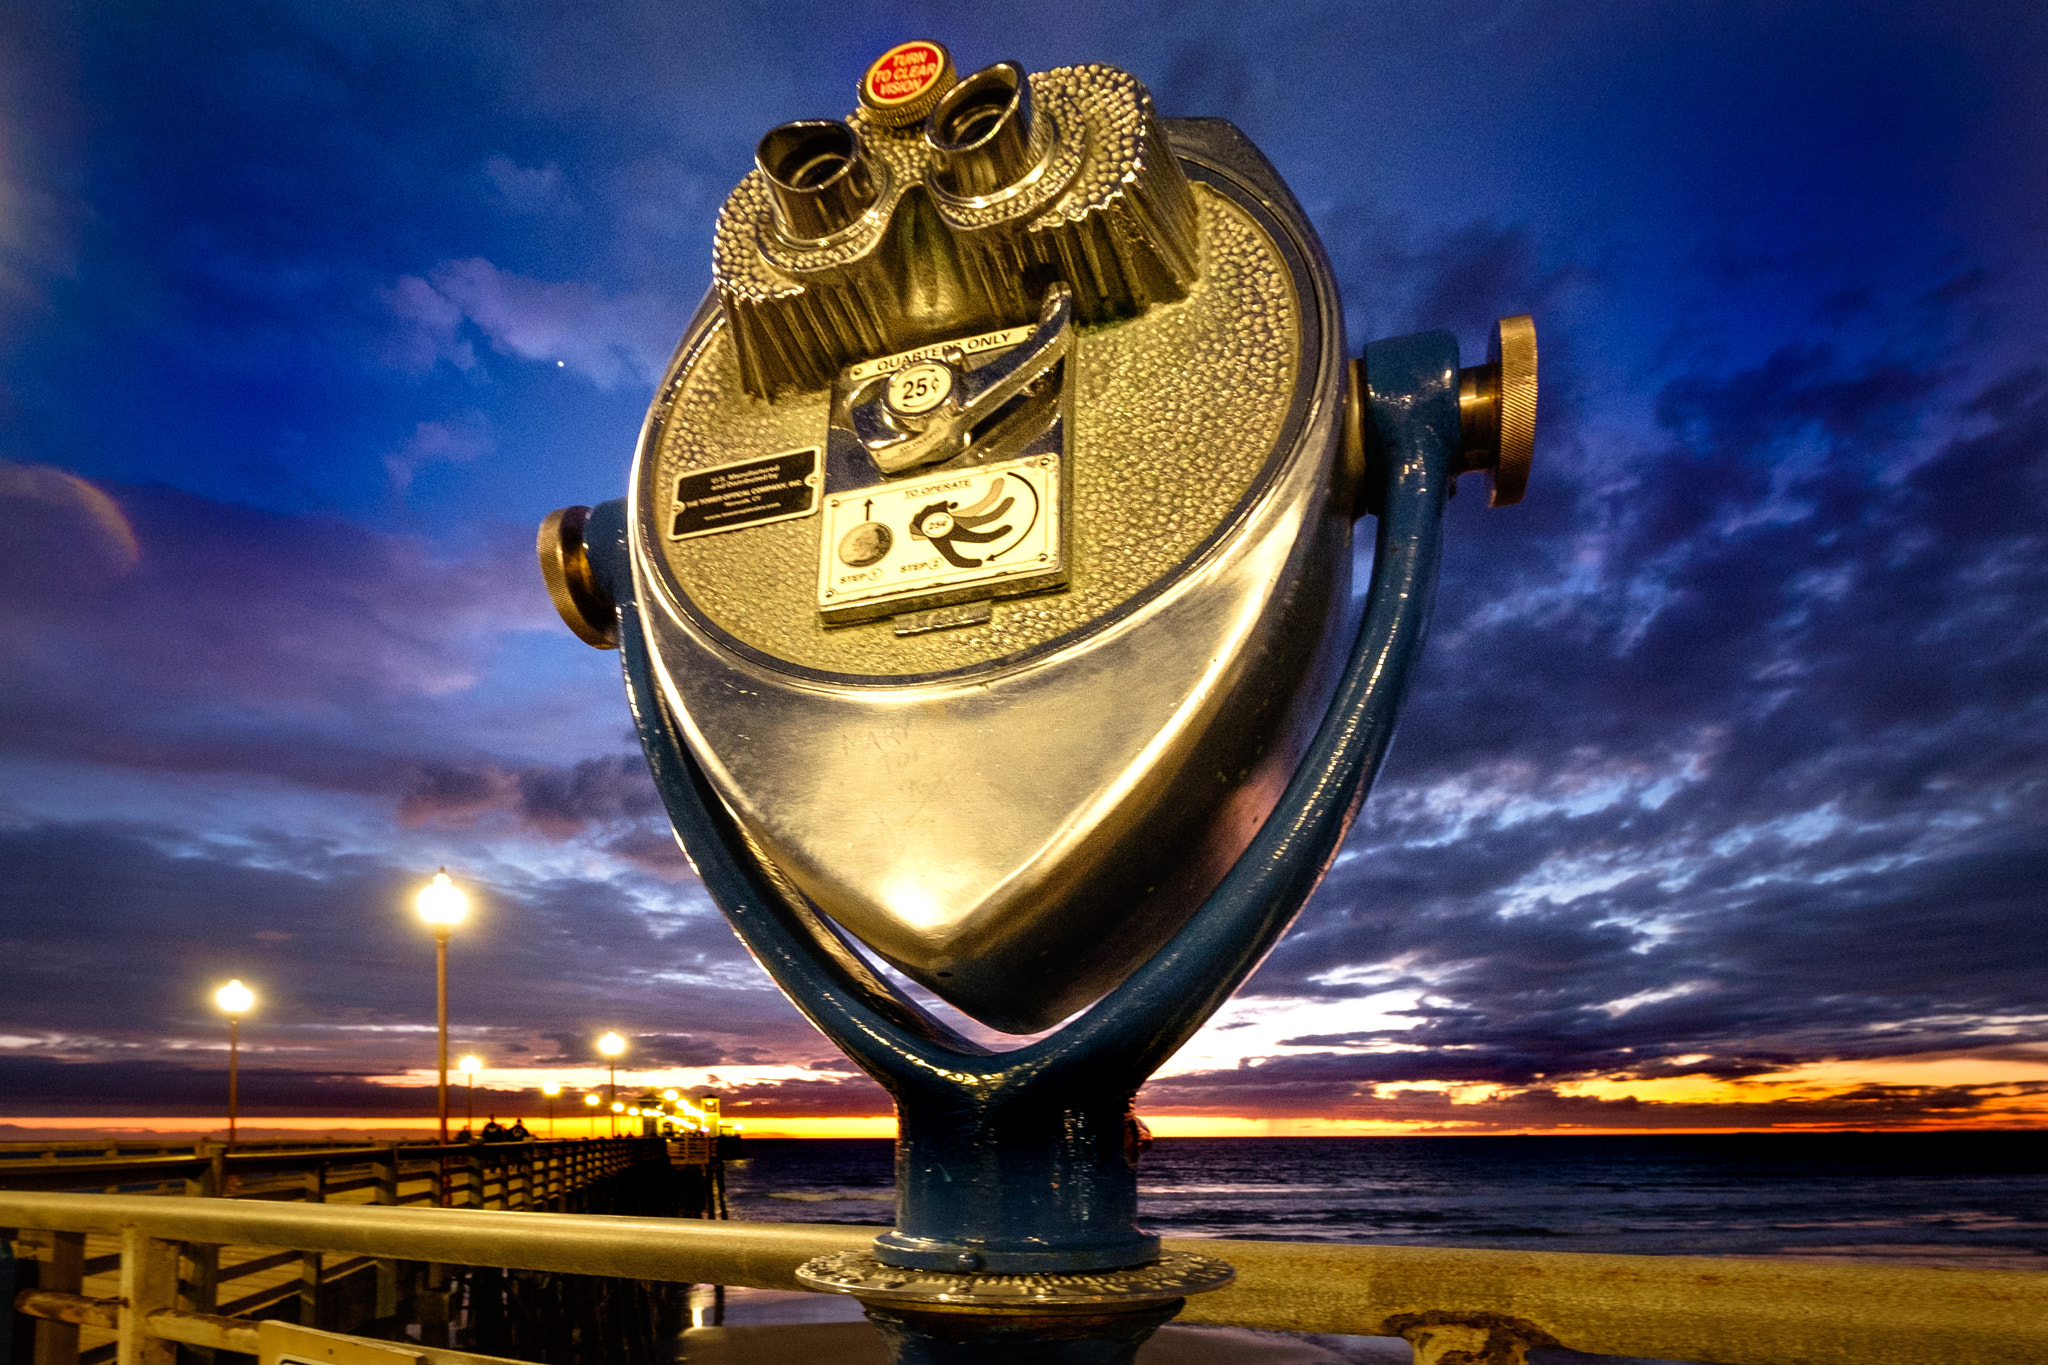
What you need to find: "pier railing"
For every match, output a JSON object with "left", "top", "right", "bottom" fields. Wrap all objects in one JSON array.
[
  {"left": 0, "top": 1136, "right": 651, "bottom": 1208},
  {"left": 0, "top": 1140, "right": 673, "bottom": 1365},
  {"left": 4, "top": 1190, "right": 2044, "bottom": 1365}
]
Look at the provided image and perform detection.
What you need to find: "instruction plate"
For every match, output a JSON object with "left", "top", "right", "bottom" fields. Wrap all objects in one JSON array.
[{"left": 817, "top": 454, "right": 1064, "bottom": 624}]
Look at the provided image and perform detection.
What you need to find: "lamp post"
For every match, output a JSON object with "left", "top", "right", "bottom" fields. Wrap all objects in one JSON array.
[
  {"left": 583, "top": 1092, "right": 600, "bottom": 1138},
  {"left": 541, "top": 1081, "right": 561, "bottom": 1138},
  {"left": 415, "top": 868, "right": 468, "bottom": 1143},
  {"left": 597, "top": 1032, "right": 625, "bottom": 1136},
  {"left": 458, "top": 1055, "right": 481, "bottom": 1137},
  {"left": 214, "top": 980, "right": 254, "bottom": 1147}
]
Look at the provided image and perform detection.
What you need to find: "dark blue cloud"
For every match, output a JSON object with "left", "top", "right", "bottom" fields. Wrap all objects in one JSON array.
[{"left": 0, "top": 0, "right": 2043, "bottom": 1125}]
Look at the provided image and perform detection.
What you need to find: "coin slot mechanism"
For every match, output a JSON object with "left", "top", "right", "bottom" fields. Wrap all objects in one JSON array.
[{"left": 847, "top": 284, "right": 1072, "bottom": 476}]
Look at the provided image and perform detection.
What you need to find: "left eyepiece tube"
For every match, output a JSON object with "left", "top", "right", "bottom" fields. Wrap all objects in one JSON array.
[{"left": 756, "top": 119, "right": 880, "bottom": 242}]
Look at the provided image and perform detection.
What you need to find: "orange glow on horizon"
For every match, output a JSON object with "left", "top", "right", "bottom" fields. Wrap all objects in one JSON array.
[
  {"left": 11, "top": 1109, "right": 2044, "bottom": 1140},
  {"left": 10, "top": 1053, "right": 2047, "bottom": 1140}
]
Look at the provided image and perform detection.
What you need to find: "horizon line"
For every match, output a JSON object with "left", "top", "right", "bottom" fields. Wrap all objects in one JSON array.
[{"left": 3, "top": 1115, "right": 2041, "bottom": 1141}]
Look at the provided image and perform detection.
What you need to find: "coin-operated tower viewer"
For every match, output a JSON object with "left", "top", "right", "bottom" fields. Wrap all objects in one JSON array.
[{"left": 540, "top": 39, "right": 1537, "bottom": 1365}]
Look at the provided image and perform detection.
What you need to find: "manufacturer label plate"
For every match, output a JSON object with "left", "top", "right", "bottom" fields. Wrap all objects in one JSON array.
[
  {"left": 669, "top": 448, "right": 820, "bottom": 541},
  {"left": 818, "top": 454, "right": 1063, "bottom": 623}
]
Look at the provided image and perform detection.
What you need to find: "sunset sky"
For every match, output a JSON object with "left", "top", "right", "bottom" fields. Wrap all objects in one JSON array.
[{"left": 2, "top": 0, "right": 2046, "bottom": 1139}]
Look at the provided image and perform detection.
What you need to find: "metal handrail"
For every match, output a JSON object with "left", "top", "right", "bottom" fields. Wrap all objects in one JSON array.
[
  {"left": 0, "top": 1136, "right": 652, "bottom": 1200},
  {"left": 5, "top": 1191, "right": 2044, "bottom": 1365},
  {"left": 0, "top": 1137, "right": 366, "bottom": 1157}
]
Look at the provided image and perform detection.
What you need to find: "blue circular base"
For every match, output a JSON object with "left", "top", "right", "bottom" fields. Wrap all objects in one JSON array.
[{"left": 872, "top": 1230, "right": 1162, "bottom": 1275}]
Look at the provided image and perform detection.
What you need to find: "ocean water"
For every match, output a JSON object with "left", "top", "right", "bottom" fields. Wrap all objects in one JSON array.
[
  {"left": 711, "top": 1133, "right": 2048, "bottom": 1355},
  {"left": 723, "top": 1130, "right": 2048, "bottom": 1267}
]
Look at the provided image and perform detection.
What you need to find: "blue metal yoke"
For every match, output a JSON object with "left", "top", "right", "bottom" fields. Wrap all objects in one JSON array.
[{"left": 586, "top": 328, "right": 1460, "bottom": 1274}]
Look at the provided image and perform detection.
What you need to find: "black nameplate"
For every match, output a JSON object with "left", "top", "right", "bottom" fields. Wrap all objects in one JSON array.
[{"left": 670, "top": 448, "right": 820, "bottom": 541}]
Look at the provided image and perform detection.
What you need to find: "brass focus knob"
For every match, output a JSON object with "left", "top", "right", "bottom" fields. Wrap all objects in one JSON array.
[
  {"left": 537, "top": 505, "right": 618, "bottom": 650},
  {"left": 1456, "top": 314, "right": 1538, "bottom": 506},
  {"left": 858, "top": 40, "right": 955, "bottom": 129}
]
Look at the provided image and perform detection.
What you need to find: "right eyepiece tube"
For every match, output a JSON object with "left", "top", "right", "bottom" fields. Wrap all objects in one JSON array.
[
  {"left": 756, "top": 119, "right": 880, "bottom": 242},
  {"left": 926, "top": 61, "right": 1041, "bottom": 200}
]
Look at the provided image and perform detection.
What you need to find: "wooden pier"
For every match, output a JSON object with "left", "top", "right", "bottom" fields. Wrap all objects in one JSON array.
[
  {"left": 6, "top": 1139, "right": 2045, "bottom": 1365},
  {"left": 1, "top": 1136, "right": 703, "bottom": 1365}
]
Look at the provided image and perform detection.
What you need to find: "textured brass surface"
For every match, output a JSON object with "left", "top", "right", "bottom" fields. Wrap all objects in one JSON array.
[
  {"left": 632, "top": 132, "right": 1342, "bottom": 1031},
  {"left": 796, "top": 1249, "right": 1234, "bottom": 1308},
  {"left": 712, "top": 64, "right": 1196, "bottom": 396},
  {"left": 653, "top": 185, "right": 1296, "bottom": 679}
]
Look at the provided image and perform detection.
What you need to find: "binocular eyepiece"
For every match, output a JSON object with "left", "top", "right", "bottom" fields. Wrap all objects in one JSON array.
[
  {"left": 539, "top": 36, "right": 1545, "bottom": 1341},
  {"left": 755, "top": 120, "right": 880, "bottom": 243},
  {"left": 926, "top": 62, "right": 1046, "bottom": 201},
  {"left": 755, "top": 58, "right": 1056, "bottom": 245}
]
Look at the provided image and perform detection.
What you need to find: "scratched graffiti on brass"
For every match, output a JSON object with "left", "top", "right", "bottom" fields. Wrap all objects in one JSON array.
[{"left": 650, "top": 185, "right": 1298, "bottom": 679}]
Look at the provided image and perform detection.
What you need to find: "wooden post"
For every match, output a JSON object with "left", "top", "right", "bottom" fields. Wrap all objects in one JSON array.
[
  {"left": 372, "top": 1143, "right": 399, "bottom": 1321},
  {"left": 178, "top": 1237, "right": 219, "bottom": 1365},
  {"left": 297, "top": 1164, "right": 325, "bottom": 1326},
  {"left": 417, "top": 1264, "right": 449, "bottom": 1349},
  {"left": 116, "top": 1229, "right": 177, "bottom": 1365},
  {"left": 32, "top": 1230, "right": 83, "bottom": 1365},
  {"left": 182, "top": 1139, "right": 216, "bottom": 1199}
]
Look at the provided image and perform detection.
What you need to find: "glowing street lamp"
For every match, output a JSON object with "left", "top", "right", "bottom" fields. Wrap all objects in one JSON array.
[
  {"left": 598, "top": 1032, "right": 625, "bottom": 1135},
  {"left": 415, "top": 869, "right": 469, "bottom": 1143},
  {"left": 583, "top": 1091, "right": 600, "bottom": 1137},
  {"left": 214, "top": 980, "right": 254, "bottom": 1147},
  {"left": 458, "top": 1055, "right": 481, "bottom": 1136},
  {"left": 541, "top": 1080, "right": 561, "bottom": 1138}
]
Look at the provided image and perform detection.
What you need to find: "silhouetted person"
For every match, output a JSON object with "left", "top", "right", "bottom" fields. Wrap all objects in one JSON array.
[
  {"left": 506, "top": 1119, "right": 531, "bottom": 1142},
  {"left": 480, "top": 1116, "right": 507, "bottom": 1142}
]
